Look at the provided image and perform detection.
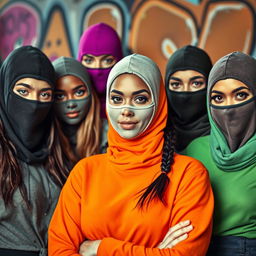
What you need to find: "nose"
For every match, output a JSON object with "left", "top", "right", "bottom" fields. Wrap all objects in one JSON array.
[
  {"left": 67, "top": 101, "right": 77, "bottom": 109},
  {"left": 121, "top": 108, "right": 134, "bottom": 117}
]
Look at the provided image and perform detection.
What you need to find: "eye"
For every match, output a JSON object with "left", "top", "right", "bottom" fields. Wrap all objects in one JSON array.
[
  {"left": 110, "top": 95, "right": 123, "bottom": 104},
  {"left": 82, "top": 56, "right": 93, "bottom": 65},
  {"left": 211, "top": 94, "right": 223, "bottom": 104},
  {"left": 54, "top": 93, "right": 65, "bottom": 101},
  {"left": 236, "top": 91, "right": 250, "bottom": 101},
  {"left": 40, "top": 91, "right": 52, "bottom": 101},
  {"left": 104, "top": 57, "right": 115, "bottom": 65},
  {"left": 17, "top": 89, "right": 29, "bottom": 96},
  {"left": 75, "top": 89, "right": 85, "bottom": 97},
  {"left": 169, "top": 82, "right": 181, "bottom": 90},
  {"left": 192, "top": 80, "right": 205, "bottom": 88},
  {"left": 134, "top": 95, "right": 149, "bottom": 104}
]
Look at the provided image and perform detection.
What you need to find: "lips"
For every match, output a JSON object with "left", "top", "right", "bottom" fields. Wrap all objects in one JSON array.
[
  {"left": 118, "top": 121, "right": 138, "bottom": 130},
  {"left": 66, "top": 111, "right": 80, "bottom": 119}
]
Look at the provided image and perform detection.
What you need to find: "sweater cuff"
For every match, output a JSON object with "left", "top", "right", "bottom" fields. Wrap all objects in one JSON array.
[{"left": 97, "top": 237, "right": 123, "bottom": 256}]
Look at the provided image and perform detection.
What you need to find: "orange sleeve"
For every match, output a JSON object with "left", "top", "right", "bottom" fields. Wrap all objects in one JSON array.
[
  {"left": 97, "top": 161, "right": 214, "bottom": 256},
  {"left": 48, "top": 162, "right": 84, "bottom": 256}
]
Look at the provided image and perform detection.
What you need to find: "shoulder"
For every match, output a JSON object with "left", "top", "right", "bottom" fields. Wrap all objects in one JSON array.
[
  {"left": 187, "top": 135, "right": 210, "bottom": 149},
  {"left": 174, "top": 153, "right": 206, "bottom": 171},
  {"left": 182, "top": 135, "right": 210, "bottom": 158},
  {"left": 68, "top": 153, "right": 107, "bottom": 179},
  {"left": 171, "top": 153, "right": 209, "bottom": 182}
]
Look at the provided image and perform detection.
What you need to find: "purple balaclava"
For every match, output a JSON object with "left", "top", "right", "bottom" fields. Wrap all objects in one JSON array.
[{"left": 78, "top": 23, "right": 123, "bottom": 118}]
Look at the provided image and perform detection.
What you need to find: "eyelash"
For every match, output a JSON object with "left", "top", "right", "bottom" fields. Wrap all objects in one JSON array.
[
  {"left": 134, "top": 96, "right": 149, "bottom": 104},
  {"left": 110, "top": 95, "right": 149, "bottom": 104},
  {"left": 170, "top": 82, "right": 180, "bottom": 88},
  {"left": 211, "top": 92, "right": 251, "bottom": 102},
  {"left": 75, "top": 89, "right": 85, "bottom": 96},
  {"left": 111, "top": 96, "right": 122, "bottom": 103},
  {"left": 17, "top": 89, "right": 28, "bottom": 95},
  {"left": 192, "top": 81, "right": 204, "bottom": 87}
]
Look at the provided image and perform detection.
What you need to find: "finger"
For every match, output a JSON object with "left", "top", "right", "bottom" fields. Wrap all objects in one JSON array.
[
  {"left": 166, "top": 233, "right": 188, "bottom": 249},
  {"left": 159, "top": 225, "right": 193, "bottom": 248},
  {"left": 168, "top": 220, "right": 191, "bottom": 234},
  {"left": 161, "top": 223, "right": 192, "bottom": 245}
]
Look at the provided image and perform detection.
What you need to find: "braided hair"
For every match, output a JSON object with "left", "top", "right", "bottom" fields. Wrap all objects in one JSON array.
[{"left": 136, "top": 120, "right": 176, "bottom": 209}]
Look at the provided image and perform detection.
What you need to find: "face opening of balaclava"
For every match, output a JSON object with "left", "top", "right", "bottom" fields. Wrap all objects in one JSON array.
[
  {"left": 78, "top": 23, "right": 123, "bottom": 119},
  {"left": 0, "top": 45, "right": 56, "bottom": 164},
  {"left": 207, "top": 51, "right": 256, "bottom": 171},
  {"left": 164, "top": 45, "right": 212, "bottom": 151}
]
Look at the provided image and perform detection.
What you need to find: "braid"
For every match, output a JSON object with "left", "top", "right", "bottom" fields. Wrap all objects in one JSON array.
[{"left": 136, "top": 122, "right": 176, "bottom": 209}]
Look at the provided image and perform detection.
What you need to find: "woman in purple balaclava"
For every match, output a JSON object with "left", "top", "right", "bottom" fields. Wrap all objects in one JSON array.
[
  {"left": 78, "top": 23, "right": 123, "bottom": 152},
  {"left": 78, "top": 23, "right": 123, "bottom": 117}
]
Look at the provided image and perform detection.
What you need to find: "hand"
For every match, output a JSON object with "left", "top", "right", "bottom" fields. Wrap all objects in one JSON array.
[
  {"left": 157, "top": 220, "right": 193, "bottom": 249},
  {"left": 79, "top": 240, "right": 101, "bottom": 256}
]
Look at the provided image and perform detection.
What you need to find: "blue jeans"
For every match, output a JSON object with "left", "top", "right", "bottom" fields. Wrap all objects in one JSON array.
[{"left": 207, "top": 236, "right": 256, "bottom": 256}]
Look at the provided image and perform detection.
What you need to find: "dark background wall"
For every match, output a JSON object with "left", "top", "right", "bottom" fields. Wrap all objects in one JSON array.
[{"left": 0, "top": 0, "right": 255, "bottom": 75}]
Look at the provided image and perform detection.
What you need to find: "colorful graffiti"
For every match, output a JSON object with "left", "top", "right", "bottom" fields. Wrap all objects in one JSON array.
[{"left": 0, "top": 0, "right": 255, "bottom": 75}]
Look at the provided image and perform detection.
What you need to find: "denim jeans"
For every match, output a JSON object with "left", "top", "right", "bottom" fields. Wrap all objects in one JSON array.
[
  {"left": 207, "top": 236, "right": 256, "bottom": 256},
  {"left": 0, "top": 249, "right": 39, "bottom": 256}
]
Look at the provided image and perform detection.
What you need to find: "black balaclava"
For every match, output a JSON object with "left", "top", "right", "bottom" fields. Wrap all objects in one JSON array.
[
  {"left": 165, "top": 45, "right": 212, "bottom": 151},
  {"left": 208, "top": 51, "right": 256, "bottom": 153},
  {"left": 0, "top": 46, "right": 56, "bottom": 164}
]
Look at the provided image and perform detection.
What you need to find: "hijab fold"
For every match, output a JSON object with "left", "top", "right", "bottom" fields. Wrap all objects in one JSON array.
[{"left": 106, "top": 54, "right": 167, "bottom": 171}]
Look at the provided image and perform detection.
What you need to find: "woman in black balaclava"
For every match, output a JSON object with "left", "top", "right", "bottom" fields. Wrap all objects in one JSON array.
[
  {"left": 165, "top": 45, "right": 212, "bottom": 151},
  {"left": 0, "top": 46, "right": 69, "bottom": 256}
]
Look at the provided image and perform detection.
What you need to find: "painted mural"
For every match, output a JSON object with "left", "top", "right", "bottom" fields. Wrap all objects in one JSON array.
[{"left": 0, "top": 0, "right": 255, "bottom": 75}]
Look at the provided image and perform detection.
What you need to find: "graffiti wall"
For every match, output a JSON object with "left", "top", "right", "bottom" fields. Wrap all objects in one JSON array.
[{"left": 0, "top": 0, "right": 255, "bottom": 75}]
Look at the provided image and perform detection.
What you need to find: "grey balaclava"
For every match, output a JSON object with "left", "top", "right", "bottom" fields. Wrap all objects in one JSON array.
[
  {"left": 53, "top": 57, "right": 92, "bottom": 126},
  {"left": 106, "top": 53, "right": 161, "bottom": 139}
]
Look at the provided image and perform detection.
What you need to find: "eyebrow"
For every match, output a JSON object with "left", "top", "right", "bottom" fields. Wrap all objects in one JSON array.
[
  {"left": 110, "top": 89, "right": 150, "bottom": 96},
  {"left": 169, "top": 76, "right": 205, "bottom": 82},
  {"left": 72, "top": 85, "right": 86, "bottom": 91},
  {"left": 132, "top": 89, "right": 150, "bottom": 96},
  {"left": 85, "top": 54, "right": 112, "bottom": 58},
  {"left": 169, "top": 77, "right": 182, "bottom": 82},
  {"left": 211, "top": 90, "right": 224, "bottom": 94},
  {"left": 15, "top": 83, "right": 52, "bottom": 91},
  {"left": 15, "top": 83, "right": 33, "bottom": 89},
  {"left": 232, "top": 86, "right": 250, "bottom": 93},
  {"left": 211, "top": 87, "right": 251, "bottom": 94},
  {"left": 111, "top": 89, "right": 123, "bottom": 95},
  {"left": 189, "top": 76, "right": 205, "bottom": 81}
]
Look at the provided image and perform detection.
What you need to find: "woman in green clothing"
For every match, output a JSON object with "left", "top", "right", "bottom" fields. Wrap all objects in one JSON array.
[{"left": 183, "top": 51, "right": 256, "bottom": 256}]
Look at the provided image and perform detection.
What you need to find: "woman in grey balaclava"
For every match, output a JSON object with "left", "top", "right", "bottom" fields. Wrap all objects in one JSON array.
[
  {"left": 183, "top": 51, "right": 256, "bottom": 256},
  {"left": 53, "top": 57, "right": 102, "bottom": 164}
]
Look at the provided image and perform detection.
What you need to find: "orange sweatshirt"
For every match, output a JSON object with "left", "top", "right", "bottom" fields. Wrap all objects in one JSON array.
[{"left": 48, "top": 153, "right": 213, "bottom": 256}]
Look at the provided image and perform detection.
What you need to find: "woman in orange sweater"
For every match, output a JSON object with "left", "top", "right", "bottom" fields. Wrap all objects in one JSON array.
[{"left": 48, "top": 54, "right": 214, "bottom": 256}]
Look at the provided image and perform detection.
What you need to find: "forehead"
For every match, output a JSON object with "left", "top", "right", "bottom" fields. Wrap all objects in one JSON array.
[
  {"left": 212, "top": 78, "right": 249, "bottom": 92},
  {"left": 56, "top": 75, "right": 85, "bottom": 90},
  {"left": 170, "top": 70, "right": 205, "bottom": 80},
  {"left": 110, "top": 73, "right": 150, "bottom": 93},
  {"left": 15, "top": 77, "right": 51, "bottom": 89}
]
